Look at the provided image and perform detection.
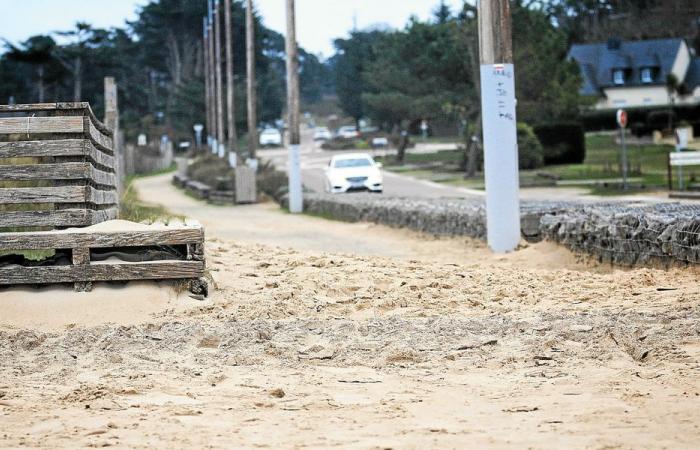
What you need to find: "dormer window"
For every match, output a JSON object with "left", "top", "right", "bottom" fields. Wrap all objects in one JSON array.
[
  {"left": 641, "top": 68, "right": 654, "bottom": 84},
  {"left": 613, "top": 69, "right": 625, "bottom": 85}
]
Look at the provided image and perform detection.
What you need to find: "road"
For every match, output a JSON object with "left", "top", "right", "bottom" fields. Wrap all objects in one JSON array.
[
  {"left": 258, "top": 129, "right": 484, "bottom": 199},
  {"left": 258, "top": 129, "right": 682, "bottom": 203}
]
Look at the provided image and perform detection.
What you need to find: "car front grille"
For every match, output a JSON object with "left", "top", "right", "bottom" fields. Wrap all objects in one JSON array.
[{"left": 346, "top": 177, "right": 368, "bottom": 183}]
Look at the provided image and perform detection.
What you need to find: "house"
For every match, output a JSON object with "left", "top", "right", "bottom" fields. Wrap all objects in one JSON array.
[{"left": 568, "top": 38, "right": 700, "bottom": 110}]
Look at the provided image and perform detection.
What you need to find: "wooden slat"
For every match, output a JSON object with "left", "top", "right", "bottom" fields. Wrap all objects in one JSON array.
[
  {"left": 0, "top": 209, "right": 90, "bottom": 228},
  {"left": 0, "top": 140, "right": 115, "bottom": 172},
  {"left": 87, "top": 165, "right": 117, "bottom": 187},
  {"left": 0, "top": 103, "right": 113, "bottom": 138},
  {"left": 0, "top": 261, "right": 205, "bottom": 285},
  {"left": 86, "top": 117, "right": 113, "bottom": 152},
  {"left": 0, "top": 186, "right": 85, "bottom": 204},
  {"left": 0, "top": 227, "right": 204, "bottom": 250},
  {"left": 0, "top": 139, "right": 83, "bottom": 158},
  {"left": 0, "top": 116, "right": 84, "bottom": 135},
  {"left": 0, "top": 163, "right": 88, "bottom": 181},
  {"left": 87, "top": 187, "right": 118, "bottom": 205},
  {"left": 89, "top": 208, "right": 119, "bottom": 225}
]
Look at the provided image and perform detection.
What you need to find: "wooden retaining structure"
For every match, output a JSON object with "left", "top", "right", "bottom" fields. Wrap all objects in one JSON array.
[
  {"left": 0, "top": 103, "right": 118, "bottom": 229},
  {"left": 0, "top": 220, "right": 206, "bottom": 293},
  {"left": 0, "top": 102, "right": 207, "bottom": 294}
]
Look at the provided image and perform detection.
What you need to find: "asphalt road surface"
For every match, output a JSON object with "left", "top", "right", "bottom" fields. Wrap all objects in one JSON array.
[{"left": 259, "top": 129, "right": 482, "bottom": 199}]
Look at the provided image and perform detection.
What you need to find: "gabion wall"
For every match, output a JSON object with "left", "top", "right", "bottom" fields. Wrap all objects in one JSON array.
[{"left": 288, "top": 193, "right": 700, "bottom": 267}]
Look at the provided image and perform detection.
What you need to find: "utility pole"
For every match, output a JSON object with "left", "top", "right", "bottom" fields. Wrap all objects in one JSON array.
[
  {"left": 246, "top": 0, "right": 258, "bottom": 160},
  {"left": 286, "top": 0, "right": 302, "bottom": 213},
  {"left": 478, "top": 0, "right": 520, "bottom": 253},
  {"left": 224, "top": 0, "right": 238, "bottom": 165},
  {"left": 207, "top": 0, "right": 217, "bottom": 152},
  {"left": 203, "top": 17, "right": 212, "bottom": 150},
  {"left": 214, "top": 0, "right": 225, "bottom": 157}
]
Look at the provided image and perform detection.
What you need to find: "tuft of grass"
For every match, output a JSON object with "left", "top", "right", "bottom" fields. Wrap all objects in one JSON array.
[{"left": 119, "top": 169, "right": 182, "bottom": 223}]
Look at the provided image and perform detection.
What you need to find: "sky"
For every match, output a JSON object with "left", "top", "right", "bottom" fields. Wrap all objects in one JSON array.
[{"left": 1, "top": 0, "right": 465, "bottom": 57}]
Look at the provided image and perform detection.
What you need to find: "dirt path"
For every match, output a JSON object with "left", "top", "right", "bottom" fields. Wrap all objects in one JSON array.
[{"left": 1, "top": 173, "right": 699, "bottom": 449}]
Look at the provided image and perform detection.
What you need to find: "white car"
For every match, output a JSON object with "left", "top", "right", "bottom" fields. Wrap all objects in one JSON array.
[
  {"left": 337, "top": 126, "right": 359, "bottom": 139},
  {"left": 313, "top": 127, "right": 332, "bottom": 141},
  {"left": 259, "top": 128, "right": 282, "bottom": 147},
  {"left": 324, "top": 153, "right": 383, "bottom": 194}
]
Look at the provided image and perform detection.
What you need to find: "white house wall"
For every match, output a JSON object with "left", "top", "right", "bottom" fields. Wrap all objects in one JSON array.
[
  {"left": 671, "top": 40, "right": 691, "bottom": 81},
  {"left": 598, "top": 86, "right": 670, "bottom": 109}
]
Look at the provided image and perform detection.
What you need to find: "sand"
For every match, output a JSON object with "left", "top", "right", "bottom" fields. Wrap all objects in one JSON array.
[{"left": 1, "top": 175, "right": 698, "bottom": 448}]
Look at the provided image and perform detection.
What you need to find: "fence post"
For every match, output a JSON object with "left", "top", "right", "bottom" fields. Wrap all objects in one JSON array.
[{"left": 104, "top": 77, "right": 123, "bottom": 195}]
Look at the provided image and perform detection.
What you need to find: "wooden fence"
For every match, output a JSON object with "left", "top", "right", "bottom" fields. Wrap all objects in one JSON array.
[{"left": 0, "top": 103, "right": 118, "bottom": 229}]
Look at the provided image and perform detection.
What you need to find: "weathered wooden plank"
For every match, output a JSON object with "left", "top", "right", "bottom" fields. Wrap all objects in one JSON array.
[
  {"left": 0, "top": 227, "right": 204, "bottom": 250},
  {"left": 0, "top": 186, "right": 85, "bottom": 204},
  {"left": 86, "top": 117, "right": 114, "bottom": 152},
  {"left": 0, "top": 140, "right": 115, "bottom": 172},
  {"left": 0, "top": 139, "right": 84, "bottom": 158},
  {"left": 87, "top": 165, "right": 117, "bottom": 187},
  {"left": 0, "top": 116, "right": 84, "bottom": 135},
  {"left": 84, "top": 140, "right": 115, "bottom": 171},
  {"left": 0, "top": 163, "right": 87, "bottom": 181},
  {"left": 0, "top": 260, "right": 205, "bottom": 285},
  {"left": 89, "top": 208, "right": 119, "bottom": 225},
  {"left": 87, "top": 187, "right": 118, "bottom": 205},
  {"left": 0, "top": 103, "right": 112, "bottom": 137},
  {"left": 0, "top": 209, "right": 90, "bottom": 228}
]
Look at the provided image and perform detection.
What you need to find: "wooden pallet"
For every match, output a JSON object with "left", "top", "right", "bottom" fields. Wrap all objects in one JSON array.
[
  {"left": 0, "top": 103, "right": 118, "bottom": 229},
  {"left": 0, "top": 220, "right": 206, "bottom": 293}
]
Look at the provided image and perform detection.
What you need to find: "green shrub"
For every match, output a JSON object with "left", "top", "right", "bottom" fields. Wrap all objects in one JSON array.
[
  {"left": 188, "top": 154, "right": 236, "bottom": 190},
  {"left": 517, "top": 123, "right": 545, "bottom": 170},
  {"left": 257, "top": 170, "right": 288, "bottom": 202},
  {"left": 533, "top": 121, "right": 586, "bottom": 165}
]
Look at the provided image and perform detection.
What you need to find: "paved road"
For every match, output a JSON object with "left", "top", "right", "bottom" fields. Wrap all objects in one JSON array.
[
  {"left": 259, "top": 129, "right": 683, "bottom": 204},
  {"left": 259, "top": 130, "right": 483, "bottom": 199}
]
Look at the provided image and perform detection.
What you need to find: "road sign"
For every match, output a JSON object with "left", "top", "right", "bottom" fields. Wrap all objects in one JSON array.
[{"left": 616, "top": 109, "right": 628, "bottom": 129}]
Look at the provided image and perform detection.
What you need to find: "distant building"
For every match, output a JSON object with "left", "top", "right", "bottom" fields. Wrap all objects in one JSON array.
[{"left": 568, "top": 38, "right": 700, "bottom": 110}]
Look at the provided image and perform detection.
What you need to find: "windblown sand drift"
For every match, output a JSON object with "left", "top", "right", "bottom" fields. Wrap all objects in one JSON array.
[{"left": 1, "top": 238, "right": 698, "bottom": 448}]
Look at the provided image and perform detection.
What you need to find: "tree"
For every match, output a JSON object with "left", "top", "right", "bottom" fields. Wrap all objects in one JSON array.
[
  {"left": 53, "top": 22, "right": 109, "bottom": 101},
  {"left": 333, "top": 30, "right": 385, "bottom": 125},
  {"left": 5, "top": 36, "right": 60, "bottom": 103}
]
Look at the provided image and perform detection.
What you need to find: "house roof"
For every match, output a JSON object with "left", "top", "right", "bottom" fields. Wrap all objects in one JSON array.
[
  {"left": 568, "top": 38, "right": 685, "bottom": 96},
  {"left": 685, "top": 57, "right": 700, "bottom": 91}
]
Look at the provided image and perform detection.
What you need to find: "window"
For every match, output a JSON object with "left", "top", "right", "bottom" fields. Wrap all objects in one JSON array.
[
  {"left": 613, "top": 69, "right": 625, "bottom": 85},
  {"left": 641, "top": 68, "right": 653, "bottom": 84},
  {"left": 334, "top": 158, "right": 373, "bottom": 169}
]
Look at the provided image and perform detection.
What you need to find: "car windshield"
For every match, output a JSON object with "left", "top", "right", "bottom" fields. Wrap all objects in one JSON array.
[
  {"left": 262, "top": 129, "right": 278, "bottom": 135},
  {"left": 334, "top": 158, "right": 372, "bottom": 168}
]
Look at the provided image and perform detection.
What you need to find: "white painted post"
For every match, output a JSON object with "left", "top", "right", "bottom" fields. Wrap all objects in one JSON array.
[{"left": 478, "top": 0, "right": 520, "bottom": 253}]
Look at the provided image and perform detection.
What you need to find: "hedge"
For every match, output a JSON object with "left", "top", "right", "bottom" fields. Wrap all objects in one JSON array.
[{"left": 533, "top": 122, "right": 586, "bottom": 165}]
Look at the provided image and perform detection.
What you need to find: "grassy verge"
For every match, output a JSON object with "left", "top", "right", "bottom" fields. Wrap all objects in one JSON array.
[
  {"left": 379, "top": 134, "right": 681, "bottom": 195},
  {"left": 119, "top": 166, "right": 182, "bottom": 223}
]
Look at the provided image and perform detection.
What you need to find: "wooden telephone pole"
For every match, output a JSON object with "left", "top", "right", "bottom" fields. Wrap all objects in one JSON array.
[
  {"left": 207, "top": 0, "right": 217, "bottom": 149},
  {"left": 246, "top": 0, "right": 258, "bottom": 159},
  {"left": 478, "top": 0, "right": 520, "bottom": 253},
  {"left": 285, "top": 0, "right": 302, "bottom": 213},
  {"left": 224, "top": 0, "right": 239, "bottom": 162},
  {"left": 203, "top": 17, "right": 212, "bottom": 148},
  {"left": 214, "top": 0, "right": 225, "bottom": 156}
]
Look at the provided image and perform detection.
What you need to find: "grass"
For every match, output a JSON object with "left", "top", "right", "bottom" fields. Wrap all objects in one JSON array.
[
  {"left": 119, "top": 166, "right": 182, "bottom": 223},
  {"left": 380, "top": 134, "right": 683, "bottom": 195}
]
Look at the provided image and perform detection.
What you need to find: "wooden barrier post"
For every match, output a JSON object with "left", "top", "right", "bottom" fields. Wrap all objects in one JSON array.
[{"left": 104, "top": 77, "right": 122, "bottom": 196}]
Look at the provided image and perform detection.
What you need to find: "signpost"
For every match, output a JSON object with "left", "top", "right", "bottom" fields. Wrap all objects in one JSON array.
[
  {"left": 616, "top": 109, "right": 628, "bottom": 190},
  {"left": 675, "top": 127, "right": 689, "bottom": 190},
  {"left": 193, "top": 124, "right": 204, "bottom": 150}
]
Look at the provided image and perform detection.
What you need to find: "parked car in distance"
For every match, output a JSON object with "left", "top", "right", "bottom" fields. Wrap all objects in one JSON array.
[
  {"left": 337, "top": 125, "right": 360, "bottom": 139},
  {"left": 324, "top": 153, "right": 383, "bottom": 194},
  {"left": 313, "top": 127, "right": 332, "bottom": 141},
  {"left": 259, "top": 128, "right": 282, "bottom": 147},
  {"left": 371, "top": 137, "right": 389, "bottom": 149}
]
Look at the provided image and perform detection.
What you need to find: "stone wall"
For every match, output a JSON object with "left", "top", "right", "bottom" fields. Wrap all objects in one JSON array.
[{"left": 288, "top": 193, "right": 700, "bottom": 267}]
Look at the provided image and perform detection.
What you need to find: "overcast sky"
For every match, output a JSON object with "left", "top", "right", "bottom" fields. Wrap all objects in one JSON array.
[{"left": 1, "top": 0, "right": 465, "bottom": 57}]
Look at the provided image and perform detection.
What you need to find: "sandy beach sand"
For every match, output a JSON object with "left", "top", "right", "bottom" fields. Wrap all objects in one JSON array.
[{"left": 1, "top": 233, "right": 699, "bottom": 448}]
